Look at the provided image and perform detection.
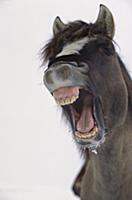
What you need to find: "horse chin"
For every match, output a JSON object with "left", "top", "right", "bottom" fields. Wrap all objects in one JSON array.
[{"left": 53, "top": 86, "right": 106, "bottom": 151}]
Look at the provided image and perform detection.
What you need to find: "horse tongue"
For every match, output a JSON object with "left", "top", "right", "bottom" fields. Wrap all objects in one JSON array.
[{"left": 76, "top": 104, "right": 94, "bottom": 133}]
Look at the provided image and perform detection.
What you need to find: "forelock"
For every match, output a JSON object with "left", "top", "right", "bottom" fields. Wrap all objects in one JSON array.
[
  {"left": 41, "top": 20, "right": 111, "bottom": 65},
  {"left": 41, "top": 21, "right": 90, "bottom": 62}
]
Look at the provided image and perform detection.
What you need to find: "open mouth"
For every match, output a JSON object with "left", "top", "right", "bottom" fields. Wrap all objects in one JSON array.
[{"left": 53, "top": 86, "right": 101, "bottom": 147}]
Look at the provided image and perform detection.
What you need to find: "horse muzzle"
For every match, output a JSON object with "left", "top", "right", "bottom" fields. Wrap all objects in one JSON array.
[{"left": 43, "top": 62, "right": 88, "bottom": 93}]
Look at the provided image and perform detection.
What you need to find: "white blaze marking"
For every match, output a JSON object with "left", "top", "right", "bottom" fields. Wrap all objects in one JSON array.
[{"left": 56, "top": 37, "right": 89, "bottom": 57}]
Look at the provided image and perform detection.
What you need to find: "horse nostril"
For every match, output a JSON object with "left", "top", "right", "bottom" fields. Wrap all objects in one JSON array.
[
  {"left": 57, "top": 65, "right": 71, "bottom": 80},
  {"left": 44, "top": 70, "right": 54, "bottom": 84},
  {"left": 44, "top": 65, "right": 72, "bottom": 88}
]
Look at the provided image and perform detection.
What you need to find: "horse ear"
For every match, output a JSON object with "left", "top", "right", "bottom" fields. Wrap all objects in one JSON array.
[
  {"left": 53, "top": 16, "right": 66, "bottom": 35},
  {"left": 95, "top": 4, "right": 115, "bottom": 38}
]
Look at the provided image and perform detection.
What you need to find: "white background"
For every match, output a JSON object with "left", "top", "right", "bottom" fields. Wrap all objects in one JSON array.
[{"left": 0, "top": 0, "right": 131, "bottom": 199}]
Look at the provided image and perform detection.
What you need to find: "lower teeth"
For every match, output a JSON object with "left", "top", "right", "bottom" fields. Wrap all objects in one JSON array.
[{"left": 75, "top": 127, "right": 98, "bottom": 139}]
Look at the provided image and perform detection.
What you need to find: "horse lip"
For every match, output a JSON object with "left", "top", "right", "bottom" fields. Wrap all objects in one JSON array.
[
  {"left": 52, "top": 86, "right": 81, "bottom": 105},
  {"left": 93, "top": 96, "right": 105, "bottom": 130}
]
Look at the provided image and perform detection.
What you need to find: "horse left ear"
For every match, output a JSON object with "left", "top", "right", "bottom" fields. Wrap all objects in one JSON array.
[
  {"left": 95, "top": 4, "right": 115, "bottom": 38},
  {"left": 53, "top": 16, "right": 66, "bottom": 35}
]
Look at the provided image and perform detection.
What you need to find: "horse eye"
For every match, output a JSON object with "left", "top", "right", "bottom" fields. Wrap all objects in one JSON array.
[
  {"left": 79, "top": 62, "right": 89, "bottom": 69},
  {"left": 69, "top": 61, "right": 78, "bottom": 67}
]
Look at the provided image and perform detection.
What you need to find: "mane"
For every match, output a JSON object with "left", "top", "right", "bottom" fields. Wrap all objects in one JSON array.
[{"left": 117, "top": 55, "right": 132, "bottom": 108}]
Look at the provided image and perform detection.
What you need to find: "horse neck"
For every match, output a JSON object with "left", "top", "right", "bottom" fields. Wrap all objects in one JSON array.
[
  {"left": 117, "top": 55, "right": 132, "bottom": 108},
  {"left": 89, "top": 110, "right": 132, "bottom": 197}
]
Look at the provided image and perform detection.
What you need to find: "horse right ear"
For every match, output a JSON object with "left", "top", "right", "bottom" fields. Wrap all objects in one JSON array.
[
  {"left": 95, "top": 4, "right": 115, "bottom": 39},
  {"left": 53, "top": 16, "right": 66, "bottom": 35}
]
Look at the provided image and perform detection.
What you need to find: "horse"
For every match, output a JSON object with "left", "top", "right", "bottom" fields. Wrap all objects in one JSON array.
[{"left": 42, "top": 5, "right": 132, "bottom": 200}]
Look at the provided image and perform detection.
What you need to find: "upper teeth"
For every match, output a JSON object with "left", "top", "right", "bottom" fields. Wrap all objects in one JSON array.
[
  {"left": 75, "top": 126, "right": 98, "bottom": 140},
  {"left": 55, "top": 95, "right": 79, "bottom": 105}
]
